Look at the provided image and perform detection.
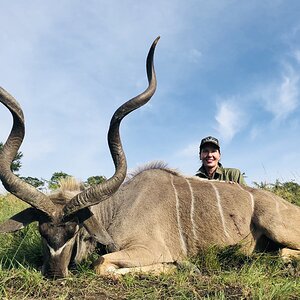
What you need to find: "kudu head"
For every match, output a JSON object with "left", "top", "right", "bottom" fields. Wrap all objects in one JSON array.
[{"left": 0, "top": 37, "right": 159, "bottom": 278}]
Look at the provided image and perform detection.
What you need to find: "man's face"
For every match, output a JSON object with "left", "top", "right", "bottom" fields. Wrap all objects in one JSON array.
[{"left": 200, "top": 144, "right": 220, "bottom": 169}]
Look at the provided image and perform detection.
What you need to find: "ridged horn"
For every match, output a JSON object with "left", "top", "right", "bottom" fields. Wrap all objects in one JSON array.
[
  {"left": 63, "top": 36, "right": 160, "bottom": 215},
  {"left": 0, "top": 87, "right": 57, "bottom": 217}
]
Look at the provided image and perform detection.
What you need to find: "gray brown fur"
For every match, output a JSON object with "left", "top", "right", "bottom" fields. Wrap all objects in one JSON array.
[{"left": 88, "top": 167, "right": 300, "bottom": 275}]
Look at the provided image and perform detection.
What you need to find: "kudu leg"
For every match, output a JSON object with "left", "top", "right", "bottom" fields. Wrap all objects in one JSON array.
[
  {"left": 94, "top": 246, "right": 174, "bottom": 276},
  {"left": 97, "top": 262, "right": 177, "bottom": 276},
  {"left": 279, "top": 248, "right": 300, "bottom": 261},
  {"left": 258, "top": 208, "right": 300, "bottom": 259}
]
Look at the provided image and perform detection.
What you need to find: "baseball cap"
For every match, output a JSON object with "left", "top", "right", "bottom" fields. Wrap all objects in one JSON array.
[{"left": 200, "top": 136, "right": 220, "bottom": 151}]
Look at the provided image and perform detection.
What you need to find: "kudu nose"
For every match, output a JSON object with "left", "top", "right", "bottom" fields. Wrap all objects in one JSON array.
[{"left": 42, "top": 264, "right": 68, "bottom": 279}]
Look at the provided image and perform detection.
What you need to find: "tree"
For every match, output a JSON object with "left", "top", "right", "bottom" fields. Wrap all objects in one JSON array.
[
  {"left": 48, "top": 173, "right": 107, "bottom": 191},
  {"left": 48, "top": 171, "right": 71, "bottom": 190},
  {"left": 85, "top": 175, "right": 107, "bottom": 187},
  {"left": 0, "top": 142, "right": 107, "bottom": 192},
  {"left": 20, "top": 176, "right": 46, "bottom": 191},
  {"left": 0, "top": 142, "right": 23, "bottom": 174}
]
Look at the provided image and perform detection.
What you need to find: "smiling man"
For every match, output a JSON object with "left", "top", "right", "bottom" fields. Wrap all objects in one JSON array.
[{"left": 195, "top": 136, "right": 246, "bottom": 185}]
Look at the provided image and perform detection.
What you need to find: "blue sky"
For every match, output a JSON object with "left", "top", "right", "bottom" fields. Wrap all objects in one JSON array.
[{"left": 0, "top": 0, "right": 300, "bottom": 188}]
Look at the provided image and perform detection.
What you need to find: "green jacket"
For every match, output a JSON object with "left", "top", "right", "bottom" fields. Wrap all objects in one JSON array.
[{"left": 195, "top": 163, "right": 246, "bottom": 185}]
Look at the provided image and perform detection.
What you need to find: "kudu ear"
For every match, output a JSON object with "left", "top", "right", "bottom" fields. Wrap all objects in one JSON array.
[
  {"left": 0, "top": 207, "right": 39, "bottom": 233},
  {"left": 77, "top": 208, "right": 117, "bottom": 250}
]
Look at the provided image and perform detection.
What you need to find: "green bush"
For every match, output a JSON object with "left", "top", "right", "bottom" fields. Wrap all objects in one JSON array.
[
  {"left": 0, "top": 194, "right": 42, "bottom": 269},
  {"left": 253, "top": 180, "right": 300, "bottom": 206}
]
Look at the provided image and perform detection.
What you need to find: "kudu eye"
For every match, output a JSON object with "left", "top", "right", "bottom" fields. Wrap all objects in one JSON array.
[
  {"left": 65, "top": 222, "right": 79, "bottom": 238},
  {"left": 39, "top": 222, "right": 49, "bottom": 238}
]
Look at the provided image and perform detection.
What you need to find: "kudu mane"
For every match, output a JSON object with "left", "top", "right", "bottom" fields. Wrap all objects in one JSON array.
[
  {"left": 49, "top": 177, "right": 84, "bottom": 204},
  {"left": 125, "top": 161, "right": 181, "bottom": 183}
]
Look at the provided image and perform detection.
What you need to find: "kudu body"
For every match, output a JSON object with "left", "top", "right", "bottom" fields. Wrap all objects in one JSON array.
[
  {"left": 0, "top": 37, "right": 300, "bottom": 278},
  {"left": 91, "top": 167, "right": 300, "bottom": 275}
]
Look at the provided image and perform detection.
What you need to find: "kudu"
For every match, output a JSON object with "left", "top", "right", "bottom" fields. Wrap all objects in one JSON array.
[{"left": 1, "top": 37, "right": 300, "bottom": 278}]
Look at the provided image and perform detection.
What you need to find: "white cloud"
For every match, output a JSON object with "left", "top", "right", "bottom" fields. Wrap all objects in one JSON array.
[
  {"left": 1, "top": 1, "right": 300, "bottom": 186},
  {"left": 215, "top": 99, "right": 245, "bottom": 142},
  {"left": 262, "top": 65, "right": 299, "bottom": 121}
]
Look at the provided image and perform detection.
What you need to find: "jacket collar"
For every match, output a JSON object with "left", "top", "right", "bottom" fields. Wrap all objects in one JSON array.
[{"left": 196, "top": 162, "right": 223, "bottom": 178}]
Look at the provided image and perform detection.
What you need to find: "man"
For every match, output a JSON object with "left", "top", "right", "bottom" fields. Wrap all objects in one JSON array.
[{"left": 195, "top": 136, "right": 246, "bottom": 185}]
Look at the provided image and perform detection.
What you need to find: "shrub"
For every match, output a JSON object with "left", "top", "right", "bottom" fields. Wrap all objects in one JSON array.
[{"left": 253, "top": 180, "right": 300, "bottom": 206}]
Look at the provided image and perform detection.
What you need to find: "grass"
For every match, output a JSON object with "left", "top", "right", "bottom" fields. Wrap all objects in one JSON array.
[{"left": 0, "top": 191, "right": 300, "bottom": 299}]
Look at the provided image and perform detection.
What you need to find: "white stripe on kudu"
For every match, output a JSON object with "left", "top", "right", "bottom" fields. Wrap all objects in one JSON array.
[
  {"left": 47, "top": 229, "right": 79, "bottom": 257},
  {"left": 185, "top": 178, "right": 197, "bottom": 241},
  {"left": 269, "top": 192, "right": 287, "bottom": 209},
  {"left": 170, "top": 174, "right": 188, "bottom": 256},
  {"left": 209, "top": 182, "right": 231, "bottom": 239},
  {"left": 48, "top": 242, "right": 68, "bottom": 257},
  {"left": 237, "top": 184, "right": 254, "bottom": 212}
]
